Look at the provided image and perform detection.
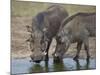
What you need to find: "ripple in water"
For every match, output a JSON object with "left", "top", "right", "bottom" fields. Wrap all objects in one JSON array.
[{"left": 11, "top": 57, "right": 96, "bottom": 74}]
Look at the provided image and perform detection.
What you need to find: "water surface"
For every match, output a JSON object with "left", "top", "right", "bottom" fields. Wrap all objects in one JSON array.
[{"left": 11, "top": 57, "right": 96, "bottom": 74}]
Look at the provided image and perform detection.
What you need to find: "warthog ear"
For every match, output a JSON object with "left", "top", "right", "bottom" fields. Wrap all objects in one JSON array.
[{"left": 26, "top": 25, "right": 32, "bottom": 32}]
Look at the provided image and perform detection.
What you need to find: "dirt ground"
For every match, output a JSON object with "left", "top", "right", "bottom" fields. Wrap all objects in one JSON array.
[{"left": 11, "top": 16, "right": 96, "bottom": 59}]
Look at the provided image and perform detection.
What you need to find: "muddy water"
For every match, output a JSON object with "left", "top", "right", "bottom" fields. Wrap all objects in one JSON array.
[{"left": 11, "top": 57, "right": 96, "bottom": 74}]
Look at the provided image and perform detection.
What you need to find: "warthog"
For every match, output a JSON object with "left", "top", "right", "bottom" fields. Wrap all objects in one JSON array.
[
  {"left": 27, "top": 5, "right": 68, "bottom": 63},
  {"left": 53, "top": 12, "right": 96, "bottom": 61}
]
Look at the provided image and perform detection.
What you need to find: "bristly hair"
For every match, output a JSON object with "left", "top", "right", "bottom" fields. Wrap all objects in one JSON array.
[
  {"left": 60, "top": 12, "right": 96, "bottom": 31},
  {"left": 36, "top": 12, "right": 47, "bottom": 31}
]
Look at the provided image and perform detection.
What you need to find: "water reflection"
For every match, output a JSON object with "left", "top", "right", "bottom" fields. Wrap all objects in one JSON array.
[
  {"left": 75, "top": 59, "right": 90, "bottom": 70},
  {"left": 11, "top": 58, "right": 95, "bottom": 74},
  {"left": 29, "top": 59, "right": 91, "bottom": 73},
  {"left": 29, "top": 61, "right": 49, "bottom": 73},
  {"left": 53, "top": 60, "right": 67, "bottom": 71},
  {"left": 29, "top": 64, "right": 44, "bottom": 73},
  {"left": 44, "top": 61, "right": 49, "bottom": 72}
]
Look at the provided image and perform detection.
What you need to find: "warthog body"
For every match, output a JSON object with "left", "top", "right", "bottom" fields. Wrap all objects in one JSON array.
[
  {"left": 54, "top": 12, "right": 96, "bottom": 61},
  {"left": 27, "top": 5, "right": 68, "bottom": 63}
]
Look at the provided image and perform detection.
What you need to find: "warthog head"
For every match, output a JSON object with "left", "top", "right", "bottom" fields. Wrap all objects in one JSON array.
[
  {"left": 30, "top": 31, "right": 49, "bottom": 63},
  {"left": 27, "top": 26, "right": 49, "bottom": 63},
  {"left": 53, "top": 30, "right": 70, "bottom": 61}
]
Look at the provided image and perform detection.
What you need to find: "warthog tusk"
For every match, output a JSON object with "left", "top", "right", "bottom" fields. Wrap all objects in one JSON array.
[
  {"left": 54, "top": 53, "right": 57, "bottom": 57},
  {"left": 43, "top": 51, "right": 47, "bottom": 55},
  {"left": 43, "top": 28, "right": 47, "bottom": 32}
]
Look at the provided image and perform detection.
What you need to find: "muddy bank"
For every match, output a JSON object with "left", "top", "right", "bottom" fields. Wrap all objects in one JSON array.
[{"left": 11, "top": 16, "right": 96, "bottom": 59}]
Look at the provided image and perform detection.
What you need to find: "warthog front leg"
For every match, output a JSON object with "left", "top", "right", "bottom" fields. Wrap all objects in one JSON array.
[
  {"left": 73, "top": 41, "right": 82, "bottom": 61},
  {"left": 84, "top": 38, "right": 90, "bottom": 61},
  {"left": 44, "top": 39, "right": 52, "bottom": 61}
]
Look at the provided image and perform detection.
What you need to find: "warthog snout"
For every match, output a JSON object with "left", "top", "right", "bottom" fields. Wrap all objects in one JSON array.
[
  {"left": 30, "top": 54, "right": 43, "bottom": 63},
  {"left": 30, "top": 51, "right": 47, "bottom": 63},
  {"left": 53, "top": 53, "right": 63, "bottom": 63}
]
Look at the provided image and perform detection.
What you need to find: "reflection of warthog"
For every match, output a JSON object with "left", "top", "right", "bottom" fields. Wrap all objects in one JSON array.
[
  {"left": 27, "top": 5, "right": 68, "bottom": 63},
  {"left": 53, "top": 12, "right": 96, "bottom": 61}
]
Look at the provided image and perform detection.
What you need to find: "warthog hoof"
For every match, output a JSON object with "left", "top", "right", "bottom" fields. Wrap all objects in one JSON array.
[
  {"left": 73, "top": 56, "right": 79, "bottom": 61},
  {"left": 53, "top": 57, "right": 62, "bottom": 63},
  {"left": 44, "top": 55, "right": 49, "bottom": 61},
  {"left": 86, "top": 56, "right": 90, "bottom": 61}
]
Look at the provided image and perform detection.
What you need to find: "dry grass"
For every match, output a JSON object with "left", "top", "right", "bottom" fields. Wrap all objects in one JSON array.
[{"left": 12, "top": 0, "right": 96, "bottom": 16}]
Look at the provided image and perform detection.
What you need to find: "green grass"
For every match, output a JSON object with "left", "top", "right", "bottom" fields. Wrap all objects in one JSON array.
[{"left": 11, "top": 0, "right": 96, "bottom": 16}]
